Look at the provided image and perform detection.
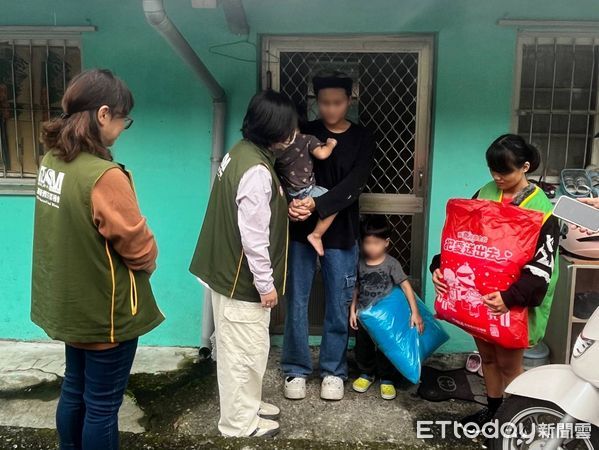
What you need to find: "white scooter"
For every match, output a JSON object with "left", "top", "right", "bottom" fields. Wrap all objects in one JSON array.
[{"left": 490, "top": 306, "right": 599, "bottom": 449}]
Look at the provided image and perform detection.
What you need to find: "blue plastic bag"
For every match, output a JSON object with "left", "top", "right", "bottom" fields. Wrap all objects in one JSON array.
[{"left": 358, "top": 287, "right": 449, "bottom": 384}]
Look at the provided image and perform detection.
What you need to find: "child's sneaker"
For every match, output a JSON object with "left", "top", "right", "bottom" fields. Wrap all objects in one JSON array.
[
  {"left": 380, "top": 380, "right": 396, "bottom": 400},
  {"left": 352, "top": 374, "right": 374, "bottom": 393}
]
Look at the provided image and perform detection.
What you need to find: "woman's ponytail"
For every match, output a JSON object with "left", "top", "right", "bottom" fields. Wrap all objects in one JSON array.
[{"left": 40, "top": 116, "right": 66, "bottom": 153}]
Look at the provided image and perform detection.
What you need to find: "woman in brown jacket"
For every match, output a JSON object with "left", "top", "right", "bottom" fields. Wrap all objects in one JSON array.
[{"left": 32, "top": 69, "right": 163, "bottom": 450}]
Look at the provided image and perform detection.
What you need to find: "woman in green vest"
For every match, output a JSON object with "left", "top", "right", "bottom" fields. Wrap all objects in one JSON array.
[
  {"left": 189, "top": 90, "right": 296, "bottom": 438},
  {"left": 31, "top": 69, "right": 164, "bottom": 450},
  {"left": 430, "top": 134, "right": 560, "bottom": 426}
]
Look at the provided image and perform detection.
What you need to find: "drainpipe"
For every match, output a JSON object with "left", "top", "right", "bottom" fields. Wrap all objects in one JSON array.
[{"left": 143, "top": 0, "right": 225, "bottom": 351}]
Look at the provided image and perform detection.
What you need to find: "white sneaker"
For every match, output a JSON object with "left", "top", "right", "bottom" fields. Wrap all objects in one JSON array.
[
  {"left": 320, "top": 375, "right": 344, "bottom": 401},
  {"left": 249, "top": 418, "right": 280, "bottom": 438},
  {"left": 258, "top": 401, "right": 280, "bottom": 420},
  {"left": 284, "top": 377, "right": 306, "bottom": 400}
]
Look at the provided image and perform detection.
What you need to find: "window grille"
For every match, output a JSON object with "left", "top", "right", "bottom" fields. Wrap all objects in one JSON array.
[
  {"left": 514, "top": 35, "right": 599, "bottom": 178},
  {"left": 0, "top": 37, "right": 81, "bottom": 189}
]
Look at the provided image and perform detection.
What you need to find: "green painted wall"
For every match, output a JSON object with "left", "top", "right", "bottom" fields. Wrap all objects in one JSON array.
[
  {"left": 0, "top": 0, "right": 250, "bottom": 346},
  {"left": 1, "top": 0, "right": 597, "bottom": 349}
]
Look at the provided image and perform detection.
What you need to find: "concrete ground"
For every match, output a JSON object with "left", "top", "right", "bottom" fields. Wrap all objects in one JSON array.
[{"left": 0, "top": 340, "right": 488, "bottom": 449}]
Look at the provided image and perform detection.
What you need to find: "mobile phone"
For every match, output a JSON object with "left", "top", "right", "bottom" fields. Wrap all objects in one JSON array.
[{"left": 553, "top": 196, "right": 599, "bottom": 232}]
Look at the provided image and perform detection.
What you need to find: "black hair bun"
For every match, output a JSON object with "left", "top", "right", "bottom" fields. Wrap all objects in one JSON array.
[{"left": 524, "top": 142, "right": 541, "bottom": 173}]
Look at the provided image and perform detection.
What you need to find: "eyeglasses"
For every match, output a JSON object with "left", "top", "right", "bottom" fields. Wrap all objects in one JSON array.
[
  {"left": 102, "top": 107, "right": 134, "bottom": 129},
  {"left": 105, "top": 107, "right": 133, "bottom": 130},
  {"left": 123, "top": 116, "right": 134, "bottom": 130}
]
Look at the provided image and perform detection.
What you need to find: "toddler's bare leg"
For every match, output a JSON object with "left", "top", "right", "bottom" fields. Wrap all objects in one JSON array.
[{"left": 307, "top": 213, "right": 337, "bottom": 257}]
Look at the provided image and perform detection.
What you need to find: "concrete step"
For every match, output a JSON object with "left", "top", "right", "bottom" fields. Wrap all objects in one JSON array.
[
  {"left": 0, "top": 340, "right": 199, "bottom": 434},
  {"left": 0, "top": 340, "right": 485, "bottom": 449}
]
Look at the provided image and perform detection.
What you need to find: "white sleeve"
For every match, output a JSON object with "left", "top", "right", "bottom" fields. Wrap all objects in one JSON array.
[{"left": 236, "top": 165, "right": 274, "bottom": 295}]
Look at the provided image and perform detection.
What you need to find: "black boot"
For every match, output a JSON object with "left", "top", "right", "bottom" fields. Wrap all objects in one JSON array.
[
  {"left": 460, "top": 407, "right": 496, "bottom": 426},
  {"left": 460, "top": 396, "right": 503, "bottom": 426}
]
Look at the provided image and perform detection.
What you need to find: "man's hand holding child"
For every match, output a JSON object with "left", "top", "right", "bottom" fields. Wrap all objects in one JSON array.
[{"left": 288, "top": 198, "right": 314, "bottom": 222}]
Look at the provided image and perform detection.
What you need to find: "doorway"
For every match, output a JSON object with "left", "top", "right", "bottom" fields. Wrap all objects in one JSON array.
[{"left": 261, "top": 36, "right": 434, "bottom": 334}]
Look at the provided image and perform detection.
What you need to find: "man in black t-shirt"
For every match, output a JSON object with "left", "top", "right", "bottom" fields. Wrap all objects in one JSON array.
[{"left": 281, "top": 72, "right": 375, "bottom": 402}]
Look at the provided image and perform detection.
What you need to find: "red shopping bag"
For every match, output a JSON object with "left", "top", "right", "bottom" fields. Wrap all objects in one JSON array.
[{"left": 434, "top": 199, "right": 544, "bottom": 349}]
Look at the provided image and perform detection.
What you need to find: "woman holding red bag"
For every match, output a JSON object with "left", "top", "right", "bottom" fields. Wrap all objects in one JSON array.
[{"left": 430, "top": 134, "right": 560, "bottom": 426}]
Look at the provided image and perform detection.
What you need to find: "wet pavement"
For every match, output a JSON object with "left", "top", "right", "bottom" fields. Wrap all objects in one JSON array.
[{"left": 0, "top": 340, "right": 487, "bottom": 449}]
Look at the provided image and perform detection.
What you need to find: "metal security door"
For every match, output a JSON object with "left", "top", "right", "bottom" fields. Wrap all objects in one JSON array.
[{"left": 262, "top": 36, "right": 433, "bottom": 333}]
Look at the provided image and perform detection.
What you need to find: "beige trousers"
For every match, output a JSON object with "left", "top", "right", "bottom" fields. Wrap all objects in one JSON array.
[{"left": 211, "top": 290, "right": 271, "bottom": 437}]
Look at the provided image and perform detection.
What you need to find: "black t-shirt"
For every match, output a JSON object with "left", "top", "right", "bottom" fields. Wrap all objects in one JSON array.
[{"left": 289, "top": 119, "right": 376, "bottom": 249}]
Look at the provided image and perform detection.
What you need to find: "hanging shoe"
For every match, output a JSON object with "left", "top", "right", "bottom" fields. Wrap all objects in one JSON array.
[{"left": 465, "top": 352, "right": 482, "bottom": 373}]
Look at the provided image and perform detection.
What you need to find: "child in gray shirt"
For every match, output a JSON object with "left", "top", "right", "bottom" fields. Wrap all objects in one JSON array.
[{"left": 350, "top": 215, "right": 424, "bottom": 400}]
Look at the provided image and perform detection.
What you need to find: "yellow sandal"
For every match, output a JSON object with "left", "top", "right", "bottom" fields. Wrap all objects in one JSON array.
[
  {"left": 352, "top": 375, "right": 374, "bottom": 393},
  {"left": 380, "top": 382, "right": 397, "bottom": 400}
]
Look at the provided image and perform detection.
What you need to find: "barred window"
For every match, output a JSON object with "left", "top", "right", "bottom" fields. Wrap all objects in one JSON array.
[
  {"left": 514, "top": 35, "right": 599, "bottom": 179},
  {"left": 0, "top": 34, "right": 81, "bottom": 192}
]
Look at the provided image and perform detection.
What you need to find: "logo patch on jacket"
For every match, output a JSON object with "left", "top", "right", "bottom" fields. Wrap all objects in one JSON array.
[
  {"left": 217, "top": 153, "right": 232, "bottom": 180},
  {"left": 36, "top": 165, "right": 65, "bottom": 208}
]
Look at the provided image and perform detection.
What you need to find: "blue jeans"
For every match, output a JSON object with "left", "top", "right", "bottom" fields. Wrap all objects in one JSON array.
[
  {"left": 282, "top": 240, "right": 358, "bottom": 380},
  {"left": 56, "top": 339, "right": 138, "bottom": 450}
]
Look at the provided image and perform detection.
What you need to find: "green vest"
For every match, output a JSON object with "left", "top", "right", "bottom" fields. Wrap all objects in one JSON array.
[
  {"left": 31, "top": 151, "right": 164, "bottom": 343},
  {"left": 477, "top": 181, "right": 559, "bottom": 346},
  {"left": 189, "top": 140, "right": 289, "bottom": 302}
]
